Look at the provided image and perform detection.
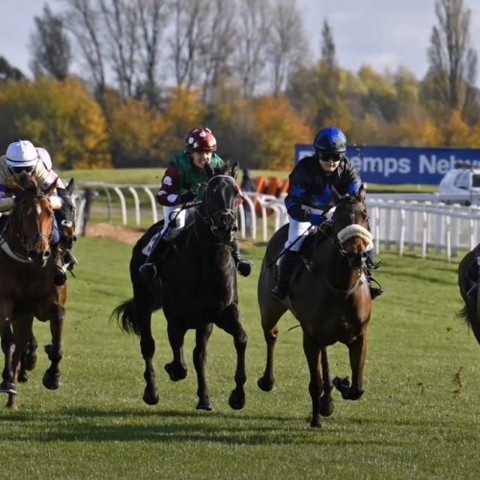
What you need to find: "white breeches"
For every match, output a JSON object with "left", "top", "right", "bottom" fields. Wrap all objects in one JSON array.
[
  {"left": 161, "top": 206, "right": 193, "bottom": 237},
  {"left": 285, "top": 217, "right": 312, "bottom": 252}
]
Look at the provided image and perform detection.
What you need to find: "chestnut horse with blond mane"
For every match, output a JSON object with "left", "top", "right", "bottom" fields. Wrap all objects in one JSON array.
[{"left": 0, "top": 172, "right": 68, "bottom": 409}]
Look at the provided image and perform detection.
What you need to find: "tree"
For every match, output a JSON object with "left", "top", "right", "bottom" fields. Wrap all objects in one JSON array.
[
  {"left": 267, "top": 0, "right": 308, "bottom": 96},
  {"left": 0, "top": 77, "right": 111, "bottom": 169},
  {"left": 426, "top": 0, "right": 478, "bottom": 123},
  {"left": 234, "top": 0, "right": 270, "bottom": 98},
  {"left": 0, "top": 57, "right": 26, "bottom": 82},
  {"left": 62, "top": 0, "right": 108, "bottom": 100},
  {"left": 29, "top": 5, "right": 71, "bottom": 80}
]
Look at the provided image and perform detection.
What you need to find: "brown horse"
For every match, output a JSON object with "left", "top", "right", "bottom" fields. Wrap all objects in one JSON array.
[
  {"left": 257, "top": 186, "right": 374, "bottom": 427},
  {"left": 112, "top": 163, "right": 247, "bottom": 411},
  {"left": 457, "top": 244, "right": 480, "bottom": 345},
  {"left": 0, "top": 173, "right": 67, "bottom": 409}
]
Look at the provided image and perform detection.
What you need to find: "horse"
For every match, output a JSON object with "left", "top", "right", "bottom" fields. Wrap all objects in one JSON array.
[
  {"left": 0, "top": 172, "right": 68, "bottom": 409},
  {"left": 111, "top": 163, "right": 248, "bottom": 411},
  {"left": 457, "top": 244, "right": 480, "bottom": 345},
  {"left": 257, "top": 186, "right": 374, "bottom": 427}
]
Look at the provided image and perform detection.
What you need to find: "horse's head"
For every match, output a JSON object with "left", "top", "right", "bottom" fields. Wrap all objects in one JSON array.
[
  {"left": 201, "top": 162, "right": 241, "bottom": 243},
  {"left": 330, "top": 185, "right": 373, "bottom": 270},
  {"left": 9, "top": 172, "right": 56, "bottom": 266}
]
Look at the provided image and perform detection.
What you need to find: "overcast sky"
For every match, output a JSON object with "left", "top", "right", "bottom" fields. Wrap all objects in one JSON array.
[{"left": 1, "top": 0, "right": 480, "bottom": 87}]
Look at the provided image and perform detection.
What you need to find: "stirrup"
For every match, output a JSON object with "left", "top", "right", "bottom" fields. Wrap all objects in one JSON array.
[
  {"left": 66, "top": 253, "right": 78, "bottom": 272},
  {"left": 369, "top": 277, "right": 384, "bottom": 299},
  {"left": 139, "top": 262, "right": 157, "bottom": 280}
]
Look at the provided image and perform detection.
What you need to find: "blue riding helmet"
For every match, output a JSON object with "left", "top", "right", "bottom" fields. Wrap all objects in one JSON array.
[{"left": 313, "top": 127, "right": 347, "bottom": 155}]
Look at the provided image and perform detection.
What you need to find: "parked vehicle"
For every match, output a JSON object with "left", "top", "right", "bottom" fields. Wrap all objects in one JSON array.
[{"left": 437, "top": 163, "right": 480, "bottom": 205}]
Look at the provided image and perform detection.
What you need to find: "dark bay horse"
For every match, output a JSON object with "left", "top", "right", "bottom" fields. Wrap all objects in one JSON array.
[
  {"left": 458, "top": 244, "right": 480, "bottom": 345},
  {"left": 112, "top": 163, "right": 248, "bottom": 411},
  {"left": 257, "top": 186, "right": 374, "bottom": 427},
  {"left": 0, "top": 173, "right": 68, "bottom": 409}
]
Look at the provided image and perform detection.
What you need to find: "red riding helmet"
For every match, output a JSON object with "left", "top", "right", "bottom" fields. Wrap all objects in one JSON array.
[{"left": 185, "top": 127, "right": 217, "bottom": 153}]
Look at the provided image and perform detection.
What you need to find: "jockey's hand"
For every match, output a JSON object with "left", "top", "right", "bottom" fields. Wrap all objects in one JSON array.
[
  {"left": 308, "top": 213, "right": 325, "bottom": 226},
  {"left": 180, "top": 191, "right": 196, "bottom": 203}
]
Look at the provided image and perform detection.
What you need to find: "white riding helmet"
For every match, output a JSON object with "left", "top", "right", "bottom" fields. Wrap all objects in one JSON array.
[{"left": 5, "top": 140, "right": 38, "bottom": 169}]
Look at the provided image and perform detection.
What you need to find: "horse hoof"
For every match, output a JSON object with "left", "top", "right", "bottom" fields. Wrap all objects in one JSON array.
[
  {"left": 319, "top": 398, "right": 334, "bottom": 417},
  {"left": 310, "top": 419, "right": 322, "bottom": 428},
  {"left": 164, "top": 362, "right": 187, "bottom": 382},
  {"left": 143, "top": 388, "right": 160, "bottom": 406},
  {"left": 228, "top": 390, "right": 246, "bottom": 410},
  {"left": 257, "top": 377, "right": 274, "bottom": 392},
  {"left": 196, "top": 399, "right": 213, "bottom": 411},
  {"left": 18, "top": 372, "right": 28, "bottom": 383},
  {"left": 42, "top": 372, "right": 61, "bottom": 390},
  {"left": 0, "top": 382, "right": 17, "bottom": 395}
]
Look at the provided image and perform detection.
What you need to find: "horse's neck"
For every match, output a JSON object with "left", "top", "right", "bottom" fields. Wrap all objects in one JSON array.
[
  {"left": 188, "top": 218, "right": 229, "bottom": 257},
  {"left": 322, "top": 243, "right": 362, "bottom": 289},
  {"left": 0, "top": 214, "right": 28, "bottom": 259}
]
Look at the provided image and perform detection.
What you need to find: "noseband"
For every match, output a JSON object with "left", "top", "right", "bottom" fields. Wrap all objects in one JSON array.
[{"left": 201, "top": 175, "right": 240, "bottom": 239}]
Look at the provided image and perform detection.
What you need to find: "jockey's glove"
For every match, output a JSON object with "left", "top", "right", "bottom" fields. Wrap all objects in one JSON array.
[
  {"left": 308, "top": 213, "right": 325, "bottom": 226},
  {"left": 180, "top": 191, "right": 196, "bottom": 203}
]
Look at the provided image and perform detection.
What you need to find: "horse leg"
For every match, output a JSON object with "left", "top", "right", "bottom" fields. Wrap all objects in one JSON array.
[
  {"left": 193, "top": 324, "right": 214, "bottom": 411},
  {"left": 0, "top": 325, "right": 17, "bottom": 397},
  {"left": 303, "top": 333, "right": 323, "bottom": 428},
  {"left": 333, "top": 333, "right": 367, "bottom": 400},
  {"left": 135, "top": 303, "right": 159, "bottom": 406},
  {"left": 164, "top": 320, "right": 188, "bottom": 382},
  {"left": 257, "top": 303, "right": 286, "bottom": 392},
  {"left": 42, "top": 304, "right": 65, "bottom": 390},
  {"left": 16, "top": 315, "right": 36, "bottom": 383},
  {"left": 217, "top": 304, "right": 247, "bottom": 410},
  {"left": 319, "top": 347, "right": 334, "bottom": 417}
]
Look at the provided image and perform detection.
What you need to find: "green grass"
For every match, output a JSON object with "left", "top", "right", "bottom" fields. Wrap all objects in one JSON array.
[{"left": 0, "top": 236, "right": 479, "bottom": 479}]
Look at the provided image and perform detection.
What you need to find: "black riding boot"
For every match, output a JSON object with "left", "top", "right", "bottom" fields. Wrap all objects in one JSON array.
[
  {"left": 271, "top": 250, "right": 299, "bottom": 301},
  {"left": 366, "top": 252, "right": 383, "bottom": 299},
  {"left": 139, "top": 238, "right": 168, "bottom": 280},
  {"left": 230, "top": 239, "right": 252, "bottom": 277}
]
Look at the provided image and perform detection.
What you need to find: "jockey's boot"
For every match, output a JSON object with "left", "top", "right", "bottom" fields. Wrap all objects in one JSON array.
[
  {"left": 271, "top": 250, "right": 298, "bottom": 301},
  {"left": 63, "top": 249, "right": 78, "bottom": 272},
  {"left": 365, "top": 269, "right": 384, "bottom": 299},
  {"left": 53, "top": 248, "right": 78, "bottom": 286},
  {"left": 139, "top": 238, "right": 168, "bottom": 281},
  {"left": 230, "top": 239, "right": 252, "bottom": 277},
  {"left": 366, "top": 251, "right": 383, "bottom": 300}
]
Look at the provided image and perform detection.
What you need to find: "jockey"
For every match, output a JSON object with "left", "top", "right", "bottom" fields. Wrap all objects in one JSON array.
[
  {"left": 271, "top": 126, "right": 383, "bottom": 301},
  {"left": 139, "top": 127, "right": 252, "bottom": 280},
  {"left": 0, "top": 140, "right": 77, "bottom": 286}
]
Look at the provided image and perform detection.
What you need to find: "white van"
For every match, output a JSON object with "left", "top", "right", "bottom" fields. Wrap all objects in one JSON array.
[{"left": 437, "top": 163, "right": 480, "bottom": 205}]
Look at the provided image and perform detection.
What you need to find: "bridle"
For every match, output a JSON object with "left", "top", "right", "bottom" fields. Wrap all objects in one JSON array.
[
  {"left": 1, "top": 193, "right": 54, "bottom": 263},
  {"left": 200, "top": 175, "right": 240, "bottom": 241}
]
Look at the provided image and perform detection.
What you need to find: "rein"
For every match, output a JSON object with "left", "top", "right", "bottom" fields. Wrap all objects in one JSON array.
[
  {"left": 198, "top": 175, "right": 239, "bottom": 241},
  {"left": 0, "top": 195, "right": 54, "bottom": 264}
]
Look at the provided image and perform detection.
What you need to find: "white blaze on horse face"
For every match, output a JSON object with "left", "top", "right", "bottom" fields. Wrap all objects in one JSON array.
[{"left": 35, "top": 200, "right": 42, "bottom": 216}]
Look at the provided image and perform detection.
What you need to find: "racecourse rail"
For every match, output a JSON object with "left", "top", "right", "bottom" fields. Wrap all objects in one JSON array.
[{"left": 72, "top": 183, "right": 480, "bottom": 261}]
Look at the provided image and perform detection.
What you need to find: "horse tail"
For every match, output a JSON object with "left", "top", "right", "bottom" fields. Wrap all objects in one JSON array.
[{"left": 111, "top": 299, "right": 141, "bottom": 336}]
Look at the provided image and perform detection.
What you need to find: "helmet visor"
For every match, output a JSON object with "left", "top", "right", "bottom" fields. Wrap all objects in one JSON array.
[{"left": 319, "top": 153, "right": 342, "bottom": 162}]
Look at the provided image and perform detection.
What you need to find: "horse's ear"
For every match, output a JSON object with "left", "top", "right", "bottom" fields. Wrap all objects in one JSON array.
[
  {"left": 65, "top": 178, "right": 75, "bottom": 195},
  {"left": 43, "top": 177, "right": 58, "bottom": 196},
  {"left": 205, "top": 163, "right": 214, "bottom": 179},
  {"left": 357, "top": 184, "right": 367, "bottom": 203},
  {"left": 231, "top": 162, "right": 239, "bottom": 180},
  {"left": 331, "top": 186, "right": 341, "bottom": 203}
]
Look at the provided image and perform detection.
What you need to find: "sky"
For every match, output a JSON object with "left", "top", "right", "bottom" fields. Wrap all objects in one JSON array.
[{"left": 1, "top": 0, "right": 480, "bottom": 87}]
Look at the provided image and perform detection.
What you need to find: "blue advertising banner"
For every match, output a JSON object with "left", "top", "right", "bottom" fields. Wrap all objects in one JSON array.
[{"left": 295, "top": 145, "right": 480, "bottom": 185}]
